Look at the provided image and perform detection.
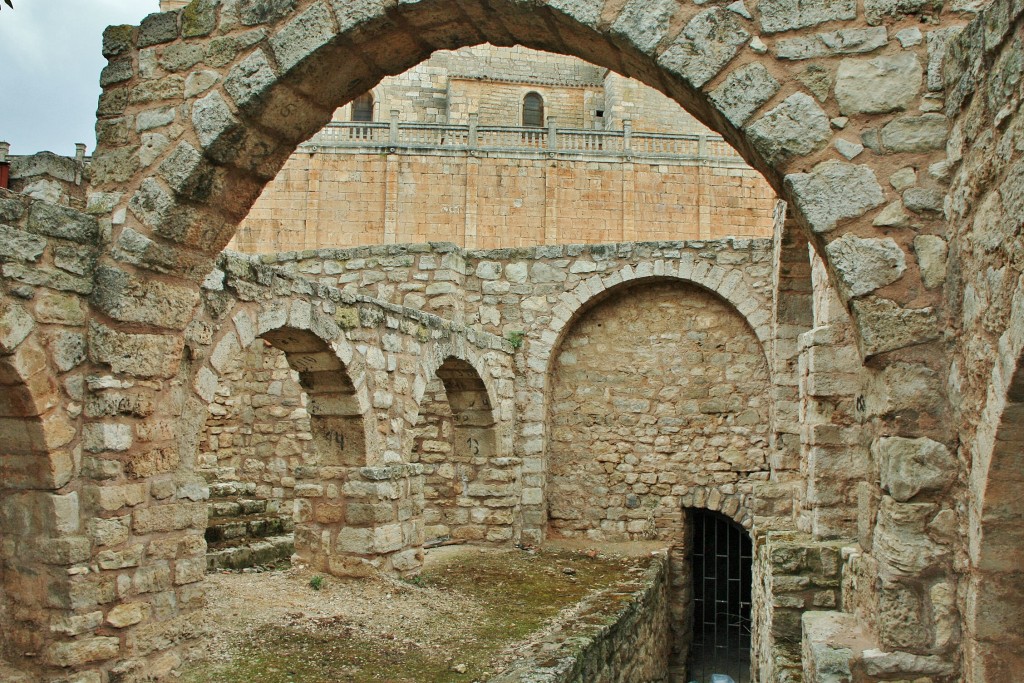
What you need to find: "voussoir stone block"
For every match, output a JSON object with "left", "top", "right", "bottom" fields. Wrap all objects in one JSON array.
[
  {"left": 192, "top": 90, "right": 243, "bottom": 161},
  {"left": 225, "top": 49, "right": 279, "bottom": 111},
  {"left": 746, "top": 92, "right": 831, "bottom": 166},
  {"left": 877, "top": 436, "right": 956, "bottom": 502},
  {"left": 269, "top": 2, "right": 337, "bottom": 73},
  {"left": 658, "top": 8, "right": 750, "bottom": 89},
  {"left": 709, "top": 63, "right": 780, "bottom": 127},
  {"left": 757, "top": 0, "right": 856, "bottom": 33},
  {"left": 784, "top": 161, "right": 885, "bottom": 234},
  {"left": 611, "top": 0, "right": 678, "bottom": 54},
  {"left": 835, "top": 53, "right": 922, "bottom": 115},
  {"left": 547, "top": 0, "right": 604, "bottom": 28},
  {"left": 825, "top": 234, "right": 906, "bottom": 297}
]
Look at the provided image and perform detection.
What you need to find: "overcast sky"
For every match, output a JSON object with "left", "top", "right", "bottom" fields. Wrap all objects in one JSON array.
[{"left": 0, "top": 1, "right": 157, "bottom": 156}]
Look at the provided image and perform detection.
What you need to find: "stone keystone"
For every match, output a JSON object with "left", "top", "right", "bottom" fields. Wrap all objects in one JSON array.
[
  {"left": 784, "top": 161, "right": 885, "bottom": 234},
  {"left": 876, "top": 436, "right": 956, "bottom": 502},
  {"left": 825, "top": 234, "right": 906, "bottom": 297}
]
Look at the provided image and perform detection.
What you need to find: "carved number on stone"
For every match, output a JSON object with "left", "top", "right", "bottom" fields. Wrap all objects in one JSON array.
[
  {"left": 326, "top": 430, "right": 345, "bottom": 449},
  {"left": 467, "top": 438, "right": 480, "bottom": 456}
]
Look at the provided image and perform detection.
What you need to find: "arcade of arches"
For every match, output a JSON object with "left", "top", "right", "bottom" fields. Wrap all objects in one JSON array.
[{"left": 0, "top": 0, "right": 1021, "bottom": 680}]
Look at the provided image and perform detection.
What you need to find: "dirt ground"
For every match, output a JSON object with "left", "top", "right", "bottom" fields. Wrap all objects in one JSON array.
[{"left": 174, "top": 541, "right": 665, "bottom": 683}]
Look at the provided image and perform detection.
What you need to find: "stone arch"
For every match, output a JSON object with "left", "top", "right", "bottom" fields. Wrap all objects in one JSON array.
[
  {"left": 966, "top": 345, "right": 1024, "bottom": 680},
  {"left": 529, "top": 262, "right": 774, "bottom": 377},
  {"left": 91, "top": 0, "right": 960, "bottom": 355},
  {"left": 544, "top": 276, "right": 772, "bottom": 542},
  {"left": 199, "top": 303, "right": 377, "bottom": 469},
  {"left": 413, "top": 348, "right": 519, "bottom": 543}
]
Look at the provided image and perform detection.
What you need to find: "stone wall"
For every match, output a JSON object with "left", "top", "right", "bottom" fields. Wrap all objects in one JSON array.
[
  {"left": 200, "top": 338, "right": 314, "bottom": 498},
  {"left": 546, "top": 280, "right": 772, "bottom": 542},
  {"left": 231, "top": 151, "right": 777, "bottom": 253},
  {"left": 490, "top": 552, "right": 671, "bottom": 683}
]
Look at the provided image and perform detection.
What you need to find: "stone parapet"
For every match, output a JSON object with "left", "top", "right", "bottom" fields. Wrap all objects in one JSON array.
[{"left": 489, "top": 552, "right": 672, "bottom": 683}]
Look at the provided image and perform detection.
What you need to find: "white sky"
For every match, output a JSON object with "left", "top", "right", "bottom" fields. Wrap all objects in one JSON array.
[{"left": 0, "top": 1, "right": 157, "bottom": 156}]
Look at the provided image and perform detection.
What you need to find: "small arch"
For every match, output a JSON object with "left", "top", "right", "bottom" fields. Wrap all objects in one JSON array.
[
  {"left": 350, "top": 92, "right": 375, "bottom": 122},
  {"left": 522, "top": 92, "right": 545, "bottom": 128},
  {"left": 414, "top": 356, "right": 515, "bottom": 544}
]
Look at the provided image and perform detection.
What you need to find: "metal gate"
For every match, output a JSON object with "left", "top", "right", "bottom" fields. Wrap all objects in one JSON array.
[{"left": 688, "top": 508, "right": 753, "bottom": 683}]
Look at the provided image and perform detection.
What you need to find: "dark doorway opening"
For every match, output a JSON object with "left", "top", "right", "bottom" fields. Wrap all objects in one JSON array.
[{"left": 688, "top": 509, "right": 753, "bottom": 683}]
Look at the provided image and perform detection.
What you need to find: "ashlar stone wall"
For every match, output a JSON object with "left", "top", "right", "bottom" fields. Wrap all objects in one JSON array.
[{"left": 232, "top": 151, "right": 777, "bottom": 253}]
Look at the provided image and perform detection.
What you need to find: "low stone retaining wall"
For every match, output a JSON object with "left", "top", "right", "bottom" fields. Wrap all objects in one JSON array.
[{"left": 491, "top": 552, "right": 671, "bottom": 683}]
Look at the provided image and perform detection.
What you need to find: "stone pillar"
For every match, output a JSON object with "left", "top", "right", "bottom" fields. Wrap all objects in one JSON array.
[{"left": 295, "top": 464, "right": 424, "bottom": 576}]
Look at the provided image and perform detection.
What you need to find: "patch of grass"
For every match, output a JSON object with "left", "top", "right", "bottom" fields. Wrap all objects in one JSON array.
[
  {"left": 309, "top": 575, "right": 324, "bottom": 591},
  {"left": 178, "top": 548, "right": 640, "bottom": 683}
]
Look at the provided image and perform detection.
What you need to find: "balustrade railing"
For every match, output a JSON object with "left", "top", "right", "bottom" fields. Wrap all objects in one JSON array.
[{"left": 302, "top": 118, "right": 746, "bottom": 164}]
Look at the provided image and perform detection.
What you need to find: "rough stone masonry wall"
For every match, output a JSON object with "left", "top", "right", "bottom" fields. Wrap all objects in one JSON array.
[
  {"left": 200, "top": 339, "right": 314, "bottom": 499},
  {"left": 232, "top": 152, "right": 777, "bottom": 253},
  {"left": 546, "top": 281, "right": 772, "bottom": 542}
]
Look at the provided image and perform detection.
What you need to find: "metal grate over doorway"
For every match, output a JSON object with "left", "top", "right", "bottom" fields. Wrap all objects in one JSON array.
[{"left": 688, "top": 509, "right": 753, "bottom": 683}]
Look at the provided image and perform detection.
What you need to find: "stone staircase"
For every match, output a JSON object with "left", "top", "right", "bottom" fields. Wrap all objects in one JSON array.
[{"left": 205, "top": 481, "right": 295, "bottom": 571}]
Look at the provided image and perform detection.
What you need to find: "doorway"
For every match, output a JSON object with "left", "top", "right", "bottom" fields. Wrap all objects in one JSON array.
[{"left": 688, "top": 509, "right": 753, "bottom": 683}]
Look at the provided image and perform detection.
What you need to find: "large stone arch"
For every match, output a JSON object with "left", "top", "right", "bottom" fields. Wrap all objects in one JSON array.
[
  {"left": 543, "top": 275, "right": 773, "bottom": 543},
  {"left": 89, "top": 0, "right": 964, "bottom": 356},
  {"left": 515, "top": 263, "right": 774, "bottom": 542}
]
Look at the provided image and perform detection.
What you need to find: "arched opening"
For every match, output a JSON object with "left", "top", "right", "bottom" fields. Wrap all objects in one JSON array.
[
  {"left": 413, "top": 357, "right": 514, "bottom": 544},
  {"left": 546, "top": 279, "right": 771, "bottom": 543},
  {"left": 522, "top": 91, "right": 544, "bottom": 127},
  {"left": 350, "top": 92, "right": 375, "bottom": 122},
  {"left": 969, "top": 356, "right": 1024, "bottom": 680},
  {"left": 200, "top": 326, "right": 368, "bottom": 572},
  {"left": 688, "top": 508, "right": 753, "bottom": 683}
]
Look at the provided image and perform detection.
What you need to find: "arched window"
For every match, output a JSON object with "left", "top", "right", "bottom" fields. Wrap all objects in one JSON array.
[
  {"left": 351, "top": 93, "right": 374, "bottom": 122},
  {"left": 522, "top": 92, "right": 544, "bottom": 127}
]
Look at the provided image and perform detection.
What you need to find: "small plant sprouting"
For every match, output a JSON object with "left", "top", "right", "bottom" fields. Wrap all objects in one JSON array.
[
  {"left": 309, "top": 575, "right": 324, "bottom": 591},
  {"left": 506, "top": 331, "right": 526, "bottom": 349},
  {"left": 403, "top": 574, "right": 426, "bottom": 587}
]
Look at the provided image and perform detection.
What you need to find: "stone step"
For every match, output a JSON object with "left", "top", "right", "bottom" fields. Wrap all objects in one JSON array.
[
  {"left": 205, "top": 513, "right": 295, "bottom": 543},
  {"left": 207, "top": 481, "right": 259, "bottom": 499},
  {"left": 206, "top": 534, "right": 294, "bottom": 571},
  {"left": 207, "top": 498, "right": 280, "bottom": 518}
]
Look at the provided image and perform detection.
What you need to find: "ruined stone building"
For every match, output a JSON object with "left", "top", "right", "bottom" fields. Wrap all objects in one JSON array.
[{"left": 0, "top": 0, "right": 1021, "bottom": 680}]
